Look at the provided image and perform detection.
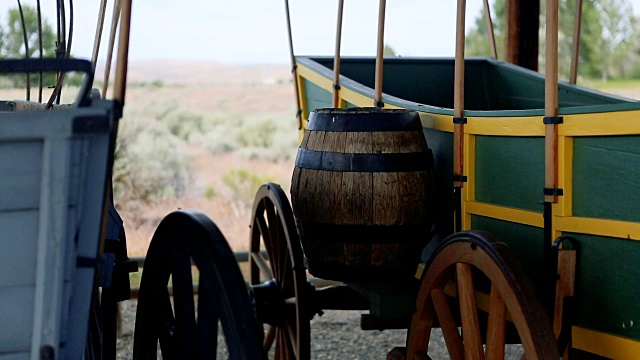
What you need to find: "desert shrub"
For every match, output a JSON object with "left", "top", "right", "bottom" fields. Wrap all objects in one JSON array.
[
  {"left": 164, "top": 110, "right": 206, "bottom": 141},
  {"left": 236, "top": 145, "right": 297, "bottom": 162},
  {"left": 235, "top": 117, "right": 277, "bottom": 147},
  {"left": 130, "top": 104, "right": 299, "bottom": 161},
  {"left": 204, "top": 185, "right": 216, "bottom": 200},
  {"left": 196, "top": 131, "right": 237, "bottom": 153},
  {"left": 184, "top": 111, "right": 298, "bottom": 160},
  {"left": 113, "top": 111, "right": 192, "bottom": 209},
  {"left": 221, "top": 169, "right": 275, "bottom": 215},
  {"left": 196, "top": 113, "right": 299, "bottom": 161}
]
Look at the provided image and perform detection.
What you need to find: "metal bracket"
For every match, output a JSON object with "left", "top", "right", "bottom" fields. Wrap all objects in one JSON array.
[
  {"left": 543, "top": 116, "right": 564, "bottom": 124},
  {"left": 453, "top": 116, "right": 468, "bottom": 124}
]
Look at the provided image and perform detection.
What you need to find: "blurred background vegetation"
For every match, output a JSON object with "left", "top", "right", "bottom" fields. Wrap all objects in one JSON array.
[{"left": 466, "top": 0, "right": 640, "bottom": 82}]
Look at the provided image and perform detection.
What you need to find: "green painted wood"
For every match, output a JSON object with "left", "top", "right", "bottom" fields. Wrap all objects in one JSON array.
[
  {"left": 567, "top": 233, "right": 640, "bottom": 341},
  {"left": 303, "top": 78, "right": 331, "bottom": 113},
  {"left": 348, "top": 282, "right": 417, "bottom": 319},
  {"left": 475, "top": 136, "right": 545, "bottom": 212},
  {"left": 573, "top": 136, "right": 640, "bottom": 223},
  {"left": 470, "top": 215, "right": 545, "bottom": 292},
  {"left": 299, "top": 56, "right": 639, "bottom": 117}
]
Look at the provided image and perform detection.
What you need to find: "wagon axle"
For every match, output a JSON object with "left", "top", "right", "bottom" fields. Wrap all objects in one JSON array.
[{"left": 250, "top": 278, "right": 319, "bottom": 327}]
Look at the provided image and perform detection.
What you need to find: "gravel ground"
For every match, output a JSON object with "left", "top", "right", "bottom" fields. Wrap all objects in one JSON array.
[{"left": 115, "top": 300, "right": 525, "bottom": 359}]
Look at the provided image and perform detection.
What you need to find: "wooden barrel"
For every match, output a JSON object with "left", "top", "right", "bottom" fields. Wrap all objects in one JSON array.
[{"left": 290, "top": 108, "right": 435, "bottom": 282}]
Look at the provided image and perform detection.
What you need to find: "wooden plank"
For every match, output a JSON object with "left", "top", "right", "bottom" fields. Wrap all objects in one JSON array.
[
  {"left": 345, "top": 132, "right": 372, "bottom": 154},
  {"left": 483, "top": 0, "right": 498, "bottom": 59},
  {"left": 454, "top": 0, "right": 465, "bottom": 189},
  {"left": 0, "top": 141, "right": 42, "bottom": 212},
  {"left": 342, "top": 172, "right": 372, "bottom": 225},
  {"left": 0, "top": 210, "right": 38, "bottom": 289},
  {"left": 486, "top": 285, "right": 507, "bottom": 360},
  {"left": 545, "top": 124, "right": 559, "bottom": 203},
  {"left": 31, "top": 138, "right": 70, "bottom": 353},
  {"left": 431, "top": 288, "right": 464, "bottom": 360},
  {"left": 454, "top": 0, "right": 466, "bottom": 119},
  {"left": 465, "top": 202, "right": 543, "bottom": 228},
  {"left": 373, "top": 172, "right": 400, "bottom": 226},
  {"left": 545, "top": 0, "right": 560, "bottom": 203},
  {"left": 374, "top": 0, "right": 387, "bottom": 106},
  {"left": 113, "top": 0, "right": 133, "bottom": 103},
  {"left": 342, "top": 171, "right": 372, "bottom": 267},
  {"left": 569, "top": 0, "right": 583, "bottom": 84},
  {"left": 553, "top": 250, "right": 576, "bottom": 345},
  {"left": 332, "top": 0, "right": 345, "bottom": 108},
  {"left": 456, "top": 263, "right": 484, "bottom": 360}
]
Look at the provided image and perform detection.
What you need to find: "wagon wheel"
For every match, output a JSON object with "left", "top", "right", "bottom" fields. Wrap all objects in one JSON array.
[
  {"left": 407, "top": 231, "right": 558, "bottom": 360},
  {"left": 133, "top": 210, "right": 265, "bottom": 360},
  {"left": 249, "top": 183, "right": 311, "bottom": 360}
]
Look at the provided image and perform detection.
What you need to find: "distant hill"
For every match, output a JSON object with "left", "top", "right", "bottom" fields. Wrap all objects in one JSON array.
[{"left": 96, "top": 60, "right": 291, "bottom": 86}]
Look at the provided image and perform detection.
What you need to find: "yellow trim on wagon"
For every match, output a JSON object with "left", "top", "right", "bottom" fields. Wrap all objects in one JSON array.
[
  {"left": 465, "top": 201, "right": 543, "bottom": 228},
  {"left": 296, "top": 63, "right": 332, "bottom": 92},
  {"left": 465, "top": 116, "right": 544, "bottom": 136},
  {"left": 296, "top": 72, "right": 310, "bottom": 142},
  {"left": 420, "top": 112, "right": 453, "bottom": 132},
  {"left": 573, "top": 326, "right": 640, "bottom": 359},
  {"left": 562, "top": 111, "right": 640, "bottom": 136},
  {"left": 339, "top": 86, "right": 377, "bottom": 108},
  {"left": 555, "top": 216, "right": 640, "bottom": 241}
]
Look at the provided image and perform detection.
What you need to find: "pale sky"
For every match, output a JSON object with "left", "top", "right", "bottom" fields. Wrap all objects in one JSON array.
[{"left": 2, "top": 0, "right": 640, "bottom": 64}]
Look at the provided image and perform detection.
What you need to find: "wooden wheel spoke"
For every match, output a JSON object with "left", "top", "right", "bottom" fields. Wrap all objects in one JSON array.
[
  {"left": 264, "top": 325, "right": 276, "bottom": 352},
  {"left": 486, "top": 284, "right": 507, "bottom": 360},
  {"left": 282, "top": 323, "right": 297, "bottom": 360},
  {"left": 277, "top": 211, "right": 299, "bottom": 298},
  {"left": 265, "top": 201, "right": 281, "bottom": 276},
  {"left": 456, "top": 263, "right": 484, "bottom": 360},
  {"left": 275, "top": 211, "right": 291, "bottom": 285},
  {"left": 431, "top": 288, "right": 464, "bottom": 360},
  {"left": 196, "top": 276, "right": 219, "bottom": 357},
  {"left": 275, "top": 327, "right": 294, "bottom": 360},
  {"left": 280, "top": 251, "right": 293, "bottom": 292},
  {"left": 158, "top": 287, "right": 177, "bottom": 356},
  {"left": 169, "top": 250, "right": 197, "bottom": 356},
  {"left": 285, "top": 320, "right": 299, "bottom": 357},
  {"left": 256, "top": 211, "right": 278, "bottom": 278},
  {"left": 275, "top": 329, "right": 282, "bottom": 359},
  {"left": 251, "top": 251, "right": 274, "bottom": 280}
]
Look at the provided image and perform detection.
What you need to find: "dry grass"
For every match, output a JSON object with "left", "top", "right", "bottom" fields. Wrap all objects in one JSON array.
[{"left": 120, "top": 152, "right": 296, "bottom": 256}]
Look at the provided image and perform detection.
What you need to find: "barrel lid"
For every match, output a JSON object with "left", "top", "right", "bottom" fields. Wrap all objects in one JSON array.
[{"left": 308, "top": 107, "right": 422, "bottom": 132}]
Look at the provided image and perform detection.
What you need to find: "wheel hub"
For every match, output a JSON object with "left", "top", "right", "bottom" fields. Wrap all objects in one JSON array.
[{"left": 250, "top": 279, "right": 286, "bottom": 327}]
